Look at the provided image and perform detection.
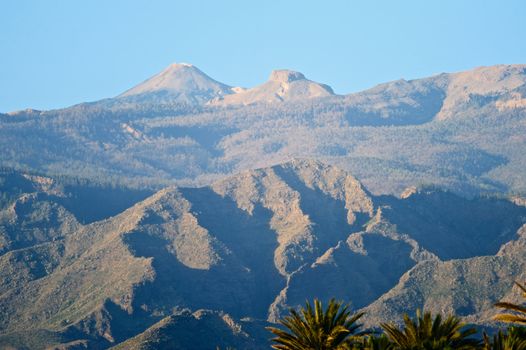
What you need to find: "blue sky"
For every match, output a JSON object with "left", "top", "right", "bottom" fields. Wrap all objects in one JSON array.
[{"left": 1, "top": 0, "right": 525, "bottom": 112}]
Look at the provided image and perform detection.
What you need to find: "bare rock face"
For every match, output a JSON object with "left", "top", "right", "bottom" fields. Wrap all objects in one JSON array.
[
  {"left": 268, "top": 69, "right": 306, "bottom": 83},
  {"left": 435, "top": 64, "right": 526, "bottom": 120}
]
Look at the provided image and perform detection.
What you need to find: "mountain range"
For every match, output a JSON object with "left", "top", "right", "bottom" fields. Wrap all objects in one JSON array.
[
  {"left": 0, "top": 161, "right": 525, "bottom": 349},
  {"left": 2, "top": 63, "right": 526, "bottom": 195},
  {"left": 1, "top": 63, "right": 526, "bottom": 349}
]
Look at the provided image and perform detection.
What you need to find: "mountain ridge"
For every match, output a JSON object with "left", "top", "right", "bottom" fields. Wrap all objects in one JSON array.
[
  {"left": 0, "top": 161, "right": 525, "bottom": 348},
  {"left": 2, "top": 63, "right": 525, "bottom": 197}
]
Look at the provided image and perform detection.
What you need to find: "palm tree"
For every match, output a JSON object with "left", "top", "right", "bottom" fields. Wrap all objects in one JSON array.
[
  {"left": 494, "top": 281, "right": 526, "bottom": 326},
  {"left": 267, "top": 298, "right": 366, "bottom": 350},
  {"left": 349, "top": 334, "right": 394, "bottom": 350},
  {"left": 380, "top": 309, "right": 481, "bottom": 349},
  {"left": 483, "top": 327, "right": 526, "bottom": 350}
]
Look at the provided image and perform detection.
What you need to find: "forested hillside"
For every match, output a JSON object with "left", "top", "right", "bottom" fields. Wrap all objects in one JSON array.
[{"left": 2, "top": 64, "right": 526, "bottom": 196}]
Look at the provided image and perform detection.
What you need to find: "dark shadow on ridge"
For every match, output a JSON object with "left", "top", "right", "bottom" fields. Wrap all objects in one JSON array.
[
  {"left": 272, "top": 165, "right": 370, "bottom": 256},
  {"left": 52, "top": 185, "right": 154, "bottom": 225},
  {"left": 376, "top": 191, "right": 526, "bottom": 260},
  {"left": 286, "top": 234, "right": 414, "bottom": 309},
  {"left": 179, "top": 187, "right": 284, "bottom": 319}
]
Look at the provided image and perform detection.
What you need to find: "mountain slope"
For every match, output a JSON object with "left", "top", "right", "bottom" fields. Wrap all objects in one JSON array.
[
  {"left": 436, "top": 64, "right": 526, "bottom": 120},
  {"left": 212, "top": 69, "right": 334, "bottom": 105},
  {"left": 2, "top": 64, "right": 526, "bottom": 195},
  {"left": 118, "top": 63, "right": 235, "bottom": 104},
  {"left": 109, "top": 310, "right": 270, "bottom": 350},
  {"left": 0, "top": 162, "right": 525, "bottom": 349},
  {"left": 361, "top": 224, "right": 526, "bottom": 328}
]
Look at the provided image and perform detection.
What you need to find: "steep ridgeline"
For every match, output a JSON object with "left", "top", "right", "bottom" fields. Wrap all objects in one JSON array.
[
  {"left": 109, "top": 310, "right": 271, "bottom": 350},
  {"left": 1, "top": 64, "right": 526, "bottom": 195},
  {"left": 1, "top": 161, "right": 525, "bottom": 349}
]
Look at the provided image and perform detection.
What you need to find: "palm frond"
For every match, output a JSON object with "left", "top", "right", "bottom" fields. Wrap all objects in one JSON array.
[
  {"left": 380, "top": 309, "right": 480, "bottom": 349},
  {"left": 494, "top": 281, "right": 526, "bottom": 326},
  {"left": 267, "top": 298, "right": 366, "bottom": 350}
]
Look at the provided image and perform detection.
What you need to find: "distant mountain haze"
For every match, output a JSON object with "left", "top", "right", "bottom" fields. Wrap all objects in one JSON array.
[
  {"left": 1, "top": 63, "right": 525, "bottom": 197},
  {"left": 0, "top": 63, "right": 526, "bottom": 195}
]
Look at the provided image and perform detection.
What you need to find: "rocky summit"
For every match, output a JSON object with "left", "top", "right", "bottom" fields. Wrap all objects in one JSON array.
[
  {"left": 214, "top": 69, "right": 335, "bottom": 105},
  {"left": 118, "top": 63, "right": 235, "bottom": 104}
]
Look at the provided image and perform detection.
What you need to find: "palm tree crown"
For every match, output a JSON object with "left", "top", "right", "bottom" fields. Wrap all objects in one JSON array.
[
  {"left": 267, "top": 298, "right": 366, "bottom": 350},
  {"left": 494, "top": 281, "right": 526, "bottom": 326},
  {"left": 380, "top": 309, "right": 481, "bottom": 349},
  {"left": 483, "top": 327, "right": 526, "bottom": 350}
]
